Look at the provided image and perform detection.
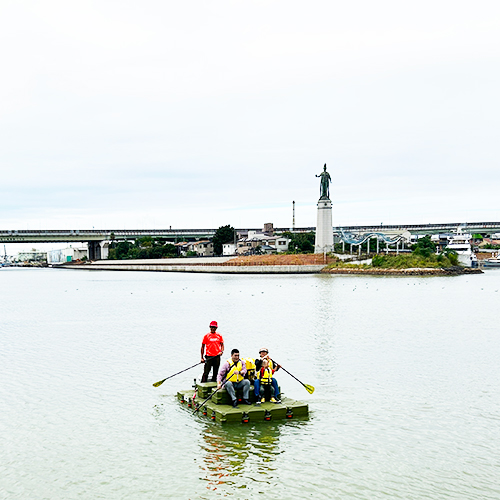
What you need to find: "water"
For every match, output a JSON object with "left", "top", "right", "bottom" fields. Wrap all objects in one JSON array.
[{"left": 1, "top": 267, "right": 500, "bottom": 499}]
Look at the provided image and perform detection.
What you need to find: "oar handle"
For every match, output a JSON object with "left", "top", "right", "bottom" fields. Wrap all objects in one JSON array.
[
  {"left": 272, "top": 361, "right": 305, "bottom": 388},
  {"left": 193, "top": 360, "right": 237, "bottom": 413},
  {"left": 153, "top": 361, "right": 203, "bottom": 387}
]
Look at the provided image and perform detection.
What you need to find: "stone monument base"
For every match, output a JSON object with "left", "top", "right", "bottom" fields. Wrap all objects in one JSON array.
[{"left": 315, "top": 198, "right": 333, "bottom": 253}]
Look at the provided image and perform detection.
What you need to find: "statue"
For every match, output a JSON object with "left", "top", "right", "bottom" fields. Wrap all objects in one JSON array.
[{"left": 315, "top": 164, "right": 331, "bottom": 200}]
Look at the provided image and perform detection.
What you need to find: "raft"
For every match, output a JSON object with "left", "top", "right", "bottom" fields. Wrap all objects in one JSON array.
[{"left": 177, "top": 381, "right": 309, "bottom": 424}]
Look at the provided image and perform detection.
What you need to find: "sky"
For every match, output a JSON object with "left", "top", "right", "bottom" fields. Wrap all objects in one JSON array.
[{"left": 1, "top": 1, "right": 499, "bottom": 252}]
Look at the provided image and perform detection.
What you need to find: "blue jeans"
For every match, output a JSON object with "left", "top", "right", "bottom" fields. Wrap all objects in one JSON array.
[
  {"left": 225, "top": 379, "right": 250, "bottom": 401},
  {"left": 254, "top": 378, "right": 280, "bottom": 399}
]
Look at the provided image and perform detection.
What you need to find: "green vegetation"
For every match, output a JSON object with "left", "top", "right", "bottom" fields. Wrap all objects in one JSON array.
[
  {"left": 282, "top": 231, "right": 315, "bottom": 253},
  {"left": 325, "top": 251, "right": 459, "bottom": 270},
  {"left": 212, "top": 225, "right": 235, "bottom": 256},
  {"left": 371, "top": 252, "right": 458, "bottom": 269},
  {"left": 482, "top": 243, "right": 500, "bottom": 249},
  {"left": 410, "top": 235, "right": 436, "bottom": 258},
  {"left": 325, "top": 234, "right": 459, "bottom": 270},
  {"left": 108, "top": 237, "right": 177, "bottom": 260}
]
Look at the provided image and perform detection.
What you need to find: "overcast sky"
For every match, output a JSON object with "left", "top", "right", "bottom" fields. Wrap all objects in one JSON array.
[{"left": 1, "top": 1, "right": 499, "bottom": 247}]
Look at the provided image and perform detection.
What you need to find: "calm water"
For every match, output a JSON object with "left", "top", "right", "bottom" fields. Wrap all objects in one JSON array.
[{"left": 1, "top": 267, "right": 500, "bottom": 499}]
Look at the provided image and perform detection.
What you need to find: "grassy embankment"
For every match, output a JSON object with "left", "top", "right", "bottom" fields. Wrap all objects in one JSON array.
[{"left": 325, "top": 252, "right": 460, "bottom": 270}]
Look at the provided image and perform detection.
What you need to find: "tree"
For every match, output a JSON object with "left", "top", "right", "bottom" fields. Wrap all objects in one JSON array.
[
  {"left": 412, "top": 235, "right": 436, "bottom": 258},
  {"left": 282, "top": 231, "right": 315, "bottom": 253},
  {"left": 212, "top": 225, "right": 235, "bottom": 256},
  {"left": 115, "top": 241, "right": 132, "bottom": 259}
]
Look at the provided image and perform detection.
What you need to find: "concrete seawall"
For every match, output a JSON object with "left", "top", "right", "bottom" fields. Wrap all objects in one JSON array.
[{"left": 58, "top": 263, "right": 326, "bottom": 274}]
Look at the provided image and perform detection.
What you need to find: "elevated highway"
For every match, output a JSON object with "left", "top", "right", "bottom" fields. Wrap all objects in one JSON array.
[
  {"left": 1, "top": 222, "right": 499, "bottom": 258},
  {"left": 1, "top": 222, "right": 499, "bottom": 244},
  {"left": 0, "top": 228, "right": 218, "bottom": 244},
  {"left": 334, "top": 222, "right": 500, "bottom": 236}
]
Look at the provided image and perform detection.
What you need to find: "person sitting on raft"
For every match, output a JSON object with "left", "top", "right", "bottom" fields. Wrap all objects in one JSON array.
[
  {"left": 254, "top": 347, "right": 281, "bottom": 403},
  {"left": 217, "top": 349, "right": 252, "bottom": 408},
  {"left": 242, "top": 357, "right": 256, "bottom": 381},
  {"left": 255, "top": 358, "right": 278, "bottom": 404}
]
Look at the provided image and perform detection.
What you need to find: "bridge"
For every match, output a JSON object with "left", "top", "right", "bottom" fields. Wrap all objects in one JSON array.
[
  {"left": 334, "top": 222, "right": 500, "bottom": 236},
  {"left": 0, "top": 229, "right": 221, "bottom": 260},
  {"left": 1, "top": 222, "right": 499, "bottom": 259}
]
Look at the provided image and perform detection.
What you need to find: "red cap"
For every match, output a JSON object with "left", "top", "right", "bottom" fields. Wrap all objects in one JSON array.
[{"left": 209, "top": 321, "right": 218, "bottom": 328}]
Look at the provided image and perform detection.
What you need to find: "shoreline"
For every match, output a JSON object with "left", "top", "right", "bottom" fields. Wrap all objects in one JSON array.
[
  {"left": 322, "top": 267, "right": 483, "bottom": 276},
  {"left": 55, "top": 258, "right": 483, "bottom": 275}
]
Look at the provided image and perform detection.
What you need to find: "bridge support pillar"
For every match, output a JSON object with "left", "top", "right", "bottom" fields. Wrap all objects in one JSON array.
[{"left": 88, "top": 241, "right": 102, "bottom": 261}]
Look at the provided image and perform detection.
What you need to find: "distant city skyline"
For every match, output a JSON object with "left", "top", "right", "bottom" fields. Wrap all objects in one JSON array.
[{"left": 1, "top": 1, "right": 499, "bottom": 254}]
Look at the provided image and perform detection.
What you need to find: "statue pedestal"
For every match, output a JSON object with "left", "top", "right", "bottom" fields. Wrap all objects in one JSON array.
[{"left": 314, "top": 198, "right": 333, "bottom": 253}]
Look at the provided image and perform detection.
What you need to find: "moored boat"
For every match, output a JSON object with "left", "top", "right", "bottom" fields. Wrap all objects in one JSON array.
[
  {"left": 178, "top": 381, "right": 309, "bottom": 424},
  {"left": 445, "top": 229, "right": 477, "bottom": 267},
  {"left": 482, "top": 251, "right": 500, "bottom": 268}
]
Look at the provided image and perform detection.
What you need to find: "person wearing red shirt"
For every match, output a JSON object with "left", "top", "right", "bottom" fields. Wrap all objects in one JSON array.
[{"left": 200, "top": 321, "right": 224, "bottom": 382}]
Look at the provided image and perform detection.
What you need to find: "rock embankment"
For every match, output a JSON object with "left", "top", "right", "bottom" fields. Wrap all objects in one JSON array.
[{"left": 322, "top": 266, "right": 483, "bottom": 276}]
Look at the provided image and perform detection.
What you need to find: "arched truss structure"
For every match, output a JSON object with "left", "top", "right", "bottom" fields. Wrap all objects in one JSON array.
[{"left": 337, "top": 229, "right": 406, "bottom": 246}]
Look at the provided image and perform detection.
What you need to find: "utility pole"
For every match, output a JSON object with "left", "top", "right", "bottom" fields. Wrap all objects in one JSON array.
[{"left": 292, "top": 201, "right": 295, "bottom": 231}]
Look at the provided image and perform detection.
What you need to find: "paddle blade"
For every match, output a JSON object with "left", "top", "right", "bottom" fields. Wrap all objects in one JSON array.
[
  {"left": 304, "top": 384, "right": 315, "bottom": 394},
  {"left": 152, "top": 379, "right": 166, "bottom": 387}
]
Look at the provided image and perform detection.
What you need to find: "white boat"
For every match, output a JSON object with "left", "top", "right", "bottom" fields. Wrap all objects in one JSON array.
[
  {"left": 444, "top": 230, "right": 477, "bottom": 267},
  {"left": 482, "top": 251, "right": 500, "bottom": 268}
]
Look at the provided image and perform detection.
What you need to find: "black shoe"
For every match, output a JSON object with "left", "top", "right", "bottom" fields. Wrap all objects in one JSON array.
[
  {"left": 242, "top": 399, "right": 252, "bottom": 405},
  {"left": 232, "top": 399, "right": 238, "bottom": 407}
]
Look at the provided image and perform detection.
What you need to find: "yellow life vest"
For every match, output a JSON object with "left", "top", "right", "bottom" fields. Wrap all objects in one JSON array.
[
  {"left": 257, "top": 367, "right": 273, "bottom": 385},
  {"left": 226, "top": 359, "right": 243, "bottom": 383},
  {"left": 243, "top": 358, "right": 256, "bottom": 381},
  {"left": 258, "top": 357, "right": 275, "bottom": 371}
]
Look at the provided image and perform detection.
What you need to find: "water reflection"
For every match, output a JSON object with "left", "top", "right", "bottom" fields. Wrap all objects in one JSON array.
[{"left": 198, "top": 422, "right": 282, "bottom": 493}]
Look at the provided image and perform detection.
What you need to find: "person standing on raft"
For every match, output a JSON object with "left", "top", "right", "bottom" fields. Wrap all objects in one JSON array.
[{"left": 200, "top": 321, "right": 224, "bottom": 383}]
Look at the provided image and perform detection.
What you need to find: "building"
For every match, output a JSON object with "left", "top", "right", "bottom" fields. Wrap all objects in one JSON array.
[
  {"left": 236, "top": 231, "right": 290, "bottom": 255},
  {"left": 174, "top": 241, "right": 190, "bottom": 256},
  {"left": 17, "top": 250, "right": 47, "bottom": 263},
  {"left": 188, "top": 240, "right": 214, "bottom": 257},
  {"left": 222, "top": 243, "right": 237, "bottom": 256},
  {"left": 47, "top": 246, "right": 88, "bottom": 264}
]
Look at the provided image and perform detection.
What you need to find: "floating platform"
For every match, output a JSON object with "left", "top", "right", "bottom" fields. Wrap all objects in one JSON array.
[{"left": 177, "top": 381, "right": 309, "bottom": 424}]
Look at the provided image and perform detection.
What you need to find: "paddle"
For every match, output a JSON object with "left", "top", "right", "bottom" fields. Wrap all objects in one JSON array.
[
  {"left": 152, "top": 361, "right": 203, "bottom": 387},
  {"left": 271, "top": 359, "right": 315, "bottom": 394},
  {"left": 193, "top": 360, "right": 238, "bottom": 413}
]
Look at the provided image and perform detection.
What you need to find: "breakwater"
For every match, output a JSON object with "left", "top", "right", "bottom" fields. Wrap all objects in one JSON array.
[{"left": 58, "top": 262, "right": 326, "bottom": 274}]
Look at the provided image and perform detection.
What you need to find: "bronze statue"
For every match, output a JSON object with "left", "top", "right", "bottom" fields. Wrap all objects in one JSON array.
[{"left": 315, "top": 164, "right": 331, "bottom": 200}]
